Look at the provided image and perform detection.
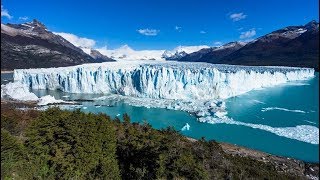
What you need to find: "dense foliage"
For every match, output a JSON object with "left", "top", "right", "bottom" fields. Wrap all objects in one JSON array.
[{"left": 1, "top": 105, "right": 298, "bottom": 179}]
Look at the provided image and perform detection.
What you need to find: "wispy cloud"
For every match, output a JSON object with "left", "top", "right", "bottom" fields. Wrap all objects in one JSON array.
[
  {"left": 239, "top": 29, "right": 256, "bottom": 39},
  {"left": 19, "top": 16, "right": 29, "bottom": 21},
  {"left": 175, "top": 26, "right": 182, "bottom": 31},
  {"left": 229, "top": 12, "right": 247, "bottom": 22},
  {"left": 213, "top": 41, "right": 222, "bottom": 46},
  {"left": 53, "top": 32, "right": 96, "bottom": 48},
  {"left": 200, "top": 30, "right": 206, "bottom": 34},
  {"left": 237, "top": 27, "right": 244, "bottom": 31},
  {"left": 137, "top": 28, "right": 160, "bottom": 36},
  {"left": 1, "top": 5, "right": 12, "bottom": 19}
]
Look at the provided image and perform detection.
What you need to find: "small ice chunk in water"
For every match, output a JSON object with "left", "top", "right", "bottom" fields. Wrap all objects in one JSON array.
[
  {"left": 214, "top": 111, "right": 228, "bottom": 118},
  {"left": 116, "top": 114, "right": 121, "bottom": 116},
  {"left": 83, "top": 107, "right": 87, "bottom": 109},
  {"left": 181, "top": 123, "right": 190, "bottom": 131}
]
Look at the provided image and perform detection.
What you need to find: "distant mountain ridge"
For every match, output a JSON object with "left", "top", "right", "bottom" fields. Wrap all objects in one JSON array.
[
  {"left": 173, "top": 21, "right": 319, "bottom": 70},
  {"left": 1, "top": 19, "right": 115, "bottom": 70},
  {"left": 1, "top": 20, "right": 318, "bottom": 70},
  {"left": 179, "top": 42, "right": 247, "bottom": 62}
]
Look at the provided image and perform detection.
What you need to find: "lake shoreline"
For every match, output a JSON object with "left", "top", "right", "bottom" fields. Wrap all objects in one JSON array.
[
  {"left": 1, "top": 99, "right": 319, "bottom": 179},
  {"left": 186, "top": 136, "right": 319, "bottom": 178}
]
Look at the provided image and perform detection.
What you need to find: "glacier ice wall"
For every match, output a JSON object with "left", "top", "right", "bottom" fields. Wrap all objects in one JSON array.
[{"left": 14, "top": 61, "right": 315, "bottom": 100}]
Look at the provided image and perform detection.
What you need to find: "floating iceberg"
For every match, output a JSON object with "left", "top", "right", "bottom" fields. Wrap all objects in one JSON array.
[
  {"left": 37, "top": 95, "right": 65, "bottom": 106},
  {"left": 181, "top": 123, "right": 190, "bottom": 131},
  {"left": 1, "top": 81, "right": 38, "bottom": 101}
]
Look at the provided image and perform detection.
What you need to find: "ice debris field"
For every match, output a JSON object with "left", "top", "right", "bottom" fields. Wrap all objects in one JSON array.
[{"left": 1, "top": 60, "right": 318, "bottom": 144}]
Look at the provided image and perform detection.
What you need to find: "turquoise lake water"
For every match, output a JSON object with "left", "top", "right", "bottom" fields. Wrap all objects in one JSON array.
[{"left": 1, "top": 72, "right": 319, "bottom": 162}]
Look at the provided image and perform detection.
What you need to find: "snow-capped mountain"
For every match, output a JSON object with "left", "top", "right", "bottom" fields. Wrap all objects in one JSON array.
[
  {"left": 1, "top": 19, "right": 318, "bottom": 70},
  {"left": 91, "top": 45, "right": 208, "bottom": 61},
  {"left": 219, "top": 20, "right": 319, "bottom": 69},
  {"left": 1, "top": 19, "right": 112, "bottom": 70},
  {"left": 179, "top": 41, "right": 246, "bottom": 62},
  {"left": 89, "top": 49, "right": 115, "bottom": 62},
  {"left": 162, "top": 50, "right": 187, "bottom": 60},
  {"left": 95, "top": 45, "right": 165, "bottom": 61},
  {"left": 177, "top": 21, "right": 319, "bottom": 70},
  {"left": 161, "top": 45, "right": 210, "bottom": 60}
]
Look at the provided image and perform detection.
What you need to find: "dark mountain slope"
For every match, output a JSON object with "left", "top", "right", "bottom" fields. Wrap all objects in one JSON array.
[
  {"left": 1, "top": 20, "right": 114, "bottom": 70},
  {"left": 219, "top": 21, "right": 319, "bottom": 69}
]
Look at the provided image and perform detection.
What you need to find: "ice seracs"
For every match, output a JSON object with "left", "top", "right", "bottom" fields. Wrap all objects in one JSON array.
[
  {"left": 1, "top": 82, "right": 38, "bottom": 101},
  {"left": 1, "top": 82, "right": 69, "bottom": 106},
  {"left": 14, "top": 61, "right": 314, "bottom": 100}
]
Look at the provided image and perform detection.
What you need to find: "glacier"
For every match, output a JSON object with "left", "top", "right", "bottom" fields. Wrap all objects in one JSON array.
[
  {"left": 11, "top": 60, "right": 319, "bottom": 144},
  {"left": 13, "top": 60, "right": 314, "bottom": 100},
  {"left": 1, "top": 81, "right": 38, "bottom": 101},
  {"left": 0, "top": 82, "right": 71, "bottom": 106}
]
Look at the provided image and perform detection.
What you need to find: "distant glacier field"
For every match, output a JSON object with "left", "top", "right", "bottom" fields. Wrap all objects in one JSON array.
[{"left": 2, "top": 61, "right": 319, "bottom": 162}]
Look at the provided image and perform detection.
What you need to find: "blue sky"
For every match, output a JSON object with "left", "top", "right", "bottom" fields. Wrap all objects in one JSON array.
[{"left": 1, "top": 0, "right": 319, "bottom": 50}]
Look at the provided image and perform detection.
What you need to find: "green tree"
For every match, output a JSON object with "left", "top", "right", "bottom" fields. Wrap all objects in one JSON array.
[
  {"left": 25, "top": 108, "right": 120, "bottom": 179},
  {"left": 1, "top": 129, "right": 25, "bottom": 179}
]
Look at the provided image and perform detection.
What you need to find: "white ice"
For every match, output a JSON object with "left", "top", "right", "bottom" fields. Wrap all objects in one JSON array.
[
  {"left": 1, "top": 81, "right": 38, "bottom": 101},
  {"left": 13, "top": 61, "right": 315, "bottom": 100},
  {"left": 37, "top": 95, "right": 65, "bottom": 106},
  {"left": 261, "top": 107, "right": 307, "bottom": 113},
  {"left": 181, "top": 123, "right": 190, "bottom": 131}
]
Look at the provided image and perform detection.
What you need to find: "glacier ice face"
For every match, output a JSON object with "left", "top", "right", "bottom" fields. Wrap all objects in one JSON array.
[
  {"left": 13, "top": 61, "right": 315, "bottom": 100},
  {"left": 1, "top": 81, "right": 39, "bottom": 101},
  {"left": 1, "top": 82, "right": 69, "bottom": 105}
]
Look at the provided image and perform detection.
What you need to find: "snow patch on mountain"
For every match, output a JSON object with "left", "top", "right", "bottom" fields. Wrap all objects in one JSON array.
[{"left": 162, "top": 45, "right": 210, "bottom": 60}]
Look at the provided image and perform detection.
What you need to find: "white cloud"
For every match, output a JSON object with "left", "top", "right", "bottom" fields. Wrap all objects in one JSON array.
[
  {"left": 53, "top": 32, "right": 96, "bottom": 48},
  {"left": 175, "top": 26, "right": 182, "bottom": 31},
  {"left": 1, "top": 5, "right": 12, "bottom": 19},
  {"left": 200, "top": 30, "right": 206, "bottom": 34},
  {"left": 171, "top": 45, "right": 210, "bottom": 54},
  {"left": 213, "top": 41, "right": 222, "bottom": 46},
  {"left": 237, "top": 27, "right": 244, "bottom": 31},
  {"left": 239, "top": 29, "right": 256, "bottom": 39},
  {"left": 95, "top": 44, "right": 209, "bottom": 61},
  {"left": 137, "top": 28, "right": 160, "bottom": 36},
  {"left": 229, "top": 12, "right": 247, "bottom": 21},
  {"left": 19, "top": 16, "right": 29, "bottom": 21},
  {"left": 96, "top": 45, "right": 165, "bottom": 60}
]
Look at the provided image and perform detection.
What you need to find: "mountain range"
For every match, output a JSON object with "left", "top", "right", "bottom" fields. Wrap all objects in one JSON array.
[
  {"left": 1, "top": 19, "right": 114, "bottom": 70},
  {"left": 1, "top": 20, "right": 319, "bottom": 70},
  {"left": 175, "top": 21, "right": 319, "bottom": 70}
]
